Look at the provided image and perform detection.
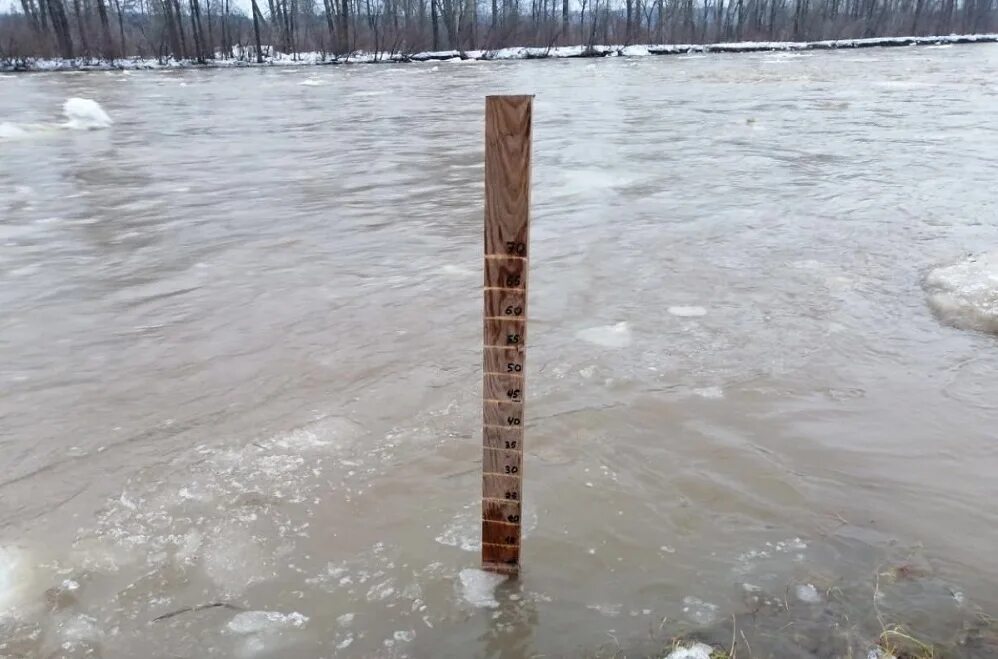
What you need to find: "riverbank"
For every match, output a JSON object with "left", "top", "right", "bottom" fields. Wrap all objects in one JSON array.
[{"left": 2, "top": 32, "right": 997, "bottom": 72}]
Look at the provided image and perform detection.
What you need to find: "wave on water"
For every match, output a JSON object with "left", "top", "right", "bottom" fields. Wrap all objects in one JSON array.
[{"left": 924, "top": 251, "right": 998, "bottom": 334}]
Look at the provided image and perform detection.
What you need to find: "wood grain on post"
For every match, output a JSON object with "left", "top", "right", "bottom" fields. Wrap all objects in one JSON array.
[{"left": 482, "top": 95, "right": 532, "bottom": 575}]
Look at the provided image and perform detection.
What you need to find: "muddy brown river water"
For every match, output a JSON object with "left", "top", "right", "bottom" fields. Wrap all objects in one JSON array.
[{"left": 1, "top": 45, "right": 998, "bottom": 657}]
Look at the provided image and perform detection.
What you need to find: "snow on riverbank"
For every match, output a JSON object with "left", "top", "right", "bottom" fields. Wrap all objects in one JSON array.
[{"left": 3, "top": 33, "right": 996, "bottom": 72}]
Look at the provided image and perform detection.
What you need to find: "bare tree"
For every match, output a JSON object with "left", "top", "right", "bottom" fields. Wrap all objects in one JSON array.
[{"left": 250, "top": 0, "right": 264, "bottom": 59}]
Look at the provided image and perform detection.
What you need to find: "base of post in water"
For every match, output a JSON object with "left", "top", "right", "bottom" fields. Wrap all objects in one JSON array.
[
  {"left": 481, "top": 561, "right": 520, "bottom": 576},
  {"left": 481, "top": 533, "right": 521, "bottom": 575}
]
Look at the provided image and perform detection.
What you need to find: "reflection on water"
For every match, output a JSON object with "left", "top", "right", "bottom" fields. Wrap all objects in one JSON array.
[{"left": 2, "top": 46, "right": 998, "bottom": 657}]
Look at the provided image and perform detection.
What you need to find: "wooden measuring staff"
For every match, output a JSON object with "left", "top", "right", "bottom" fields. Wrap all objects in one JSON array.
[{"left": 481, "top": 95, "right": 532, "bottom": 575}]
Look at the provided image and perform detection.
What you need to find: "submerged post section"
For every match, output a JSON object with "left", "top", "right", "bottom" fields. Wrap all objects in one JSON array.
[{"left": 482, "top": 95, "right": 532, "bottom": 575}]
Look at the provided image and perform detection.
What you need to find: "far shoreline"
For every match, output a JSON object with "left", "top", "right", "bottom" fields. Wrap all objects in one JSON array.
[{"left": 2, "top": 32, "right": 996, "bottom": 73}]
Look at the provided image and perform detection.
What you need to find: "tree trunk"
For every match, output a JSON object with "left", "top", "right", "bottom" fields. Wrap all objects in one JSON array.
[
  {"left": 250, "top": 0, "right": 264, "bottom": 60},
  {"left": 910, "top": 0, "right": 923, "bottom": 32},
  {"left": 72, "top": 0, "right": 90, "bottom": 56},
  {"left": 655, "top": 0, "right": 662, "bottom": 41},
  {"left": 221, "top": 0, "right": 229, "bottom": 57},
  {"left": 322, "top": 0, "right": 338, "bottom": 45},
  {"left": 430, "top": 0, "right": 440, "bottom": 48},
  {"left": 339, "top": 0, "right": 349, "bottom": 52},
  {"left": 466, "top": 0, "right": 476, "bottom": 48},
  {"left": 162, "top": 0, "right": 182, "bottom": 58},
  {"left": 172, "top": 0, "right": 189, "bottom": 57},
  {"left": 441, "top": 0, "right": 458, "bottom": 49},
  {"left": 189, "top": 0, "right": 205, "bottom": 61},
  {"left": 96, "top": 0, "right": 114, "bottom": 57},
  {"left": 20, "top": 0, "right": 41, "bottom": 32},
  {"left": 39, "top": 0, "right": 50, "bottom": 33},
  {"left": 625, "top": 0, "right": 633, "bottom": 43},
  {"left": 113, "top": 0, "right": 126, "bottom": 55},
  {"left": 47, "top": 0, "right": 75, "bottom": 57},
  {"left": 205, "top": 0, "right": 214, "bottom": 58}
]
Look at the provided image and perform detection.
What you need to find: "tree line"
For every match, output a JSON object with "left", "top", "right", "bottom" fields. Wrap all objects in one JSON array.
[{"left": 1, "top": 0, "right": 995, "bottom": 61}]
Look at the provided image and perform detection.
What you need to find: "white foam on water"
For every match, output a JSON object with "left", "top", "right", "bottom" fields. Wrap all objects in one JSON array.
[
  {"left": 668, "top": 305, "right": 708, "bottom": 317},
  {"left": 665, "top": 642, "right": 715, "bottom": 659},
  {"left": 228, "top": 610, "right": 309, "bottom": 634},
  {"left": 576, "top": 321, "right": 632, "bottom": 348},
  {"left": 924, "top": 251, "right": 998, "bottom": 334},
  {"left": 458, "top": 568, "right": 506, "bottom": 608},
  {"left": 62, "top": 97, "right": 112, "bottom": 130},
  {"left": 299, "top": 78, "right": 325, "bottom": 86}
]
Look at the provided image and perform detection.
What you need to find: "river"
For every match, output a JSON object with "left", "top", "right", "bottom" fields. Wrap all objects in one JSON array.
[{"left": 1, "top": 45, "right": 998, "bottom": 657}]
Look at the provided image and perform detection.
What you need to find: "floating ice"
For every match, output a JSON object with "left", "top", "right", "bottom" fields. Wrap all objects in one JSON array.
[
  {"left": 435, "top": 508, "right": 480, "bottom": 551},
  {"left": 692, "top": 386, "right": 724, "bottom": 399},
  {"left": 586, "top": 602, "right": 622, "bottom": 617},
  {"left": 440, "top": 263, "right": 474, "bottom": 276},
  {"left": 59, "top": 614, "right": 101, "bottom": 642},
  {"left": 0, "top": 122, "right": 27, "bottom": 140},
  {"left": 665, "top": 642, "right": 715, "bottom": 659},
  {"left": 681, "top": 595, "right": 719, "bottom": 625},
  {"left": 203, "top": 523, "right": 267, "bottom": 596},
  {"left": 227, "top": 610, "right": 309, "bottom": 634},
  {"left": 458, "top": 568, "right": 506, "bottom": 608},
  {"left": 868, "top": 649, "right": 898, "bottom": 659},
  {"left": 795, "top": 583, "right": 822, "bottom": 603},
  {"left": 62, "top": 97, "right": 112, "bottom": 130},
  {"left": 668, "top": 306, "right": 707, "bottom": 317},
  {"left": 576, "top": 321, "right": 632, "bottom": 348},
  {"left": 924, "top": 251, "right": 998, "bottom": 334},
  {"left": 0, "top": 546, "right": 32, "bottom": 615}
]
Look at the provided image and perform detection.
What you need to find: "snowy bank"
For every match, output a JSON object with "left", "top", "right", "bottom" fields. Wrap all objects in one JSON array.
[{"left": 3, "top": 33, "right": 997, "bottom": 72}]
